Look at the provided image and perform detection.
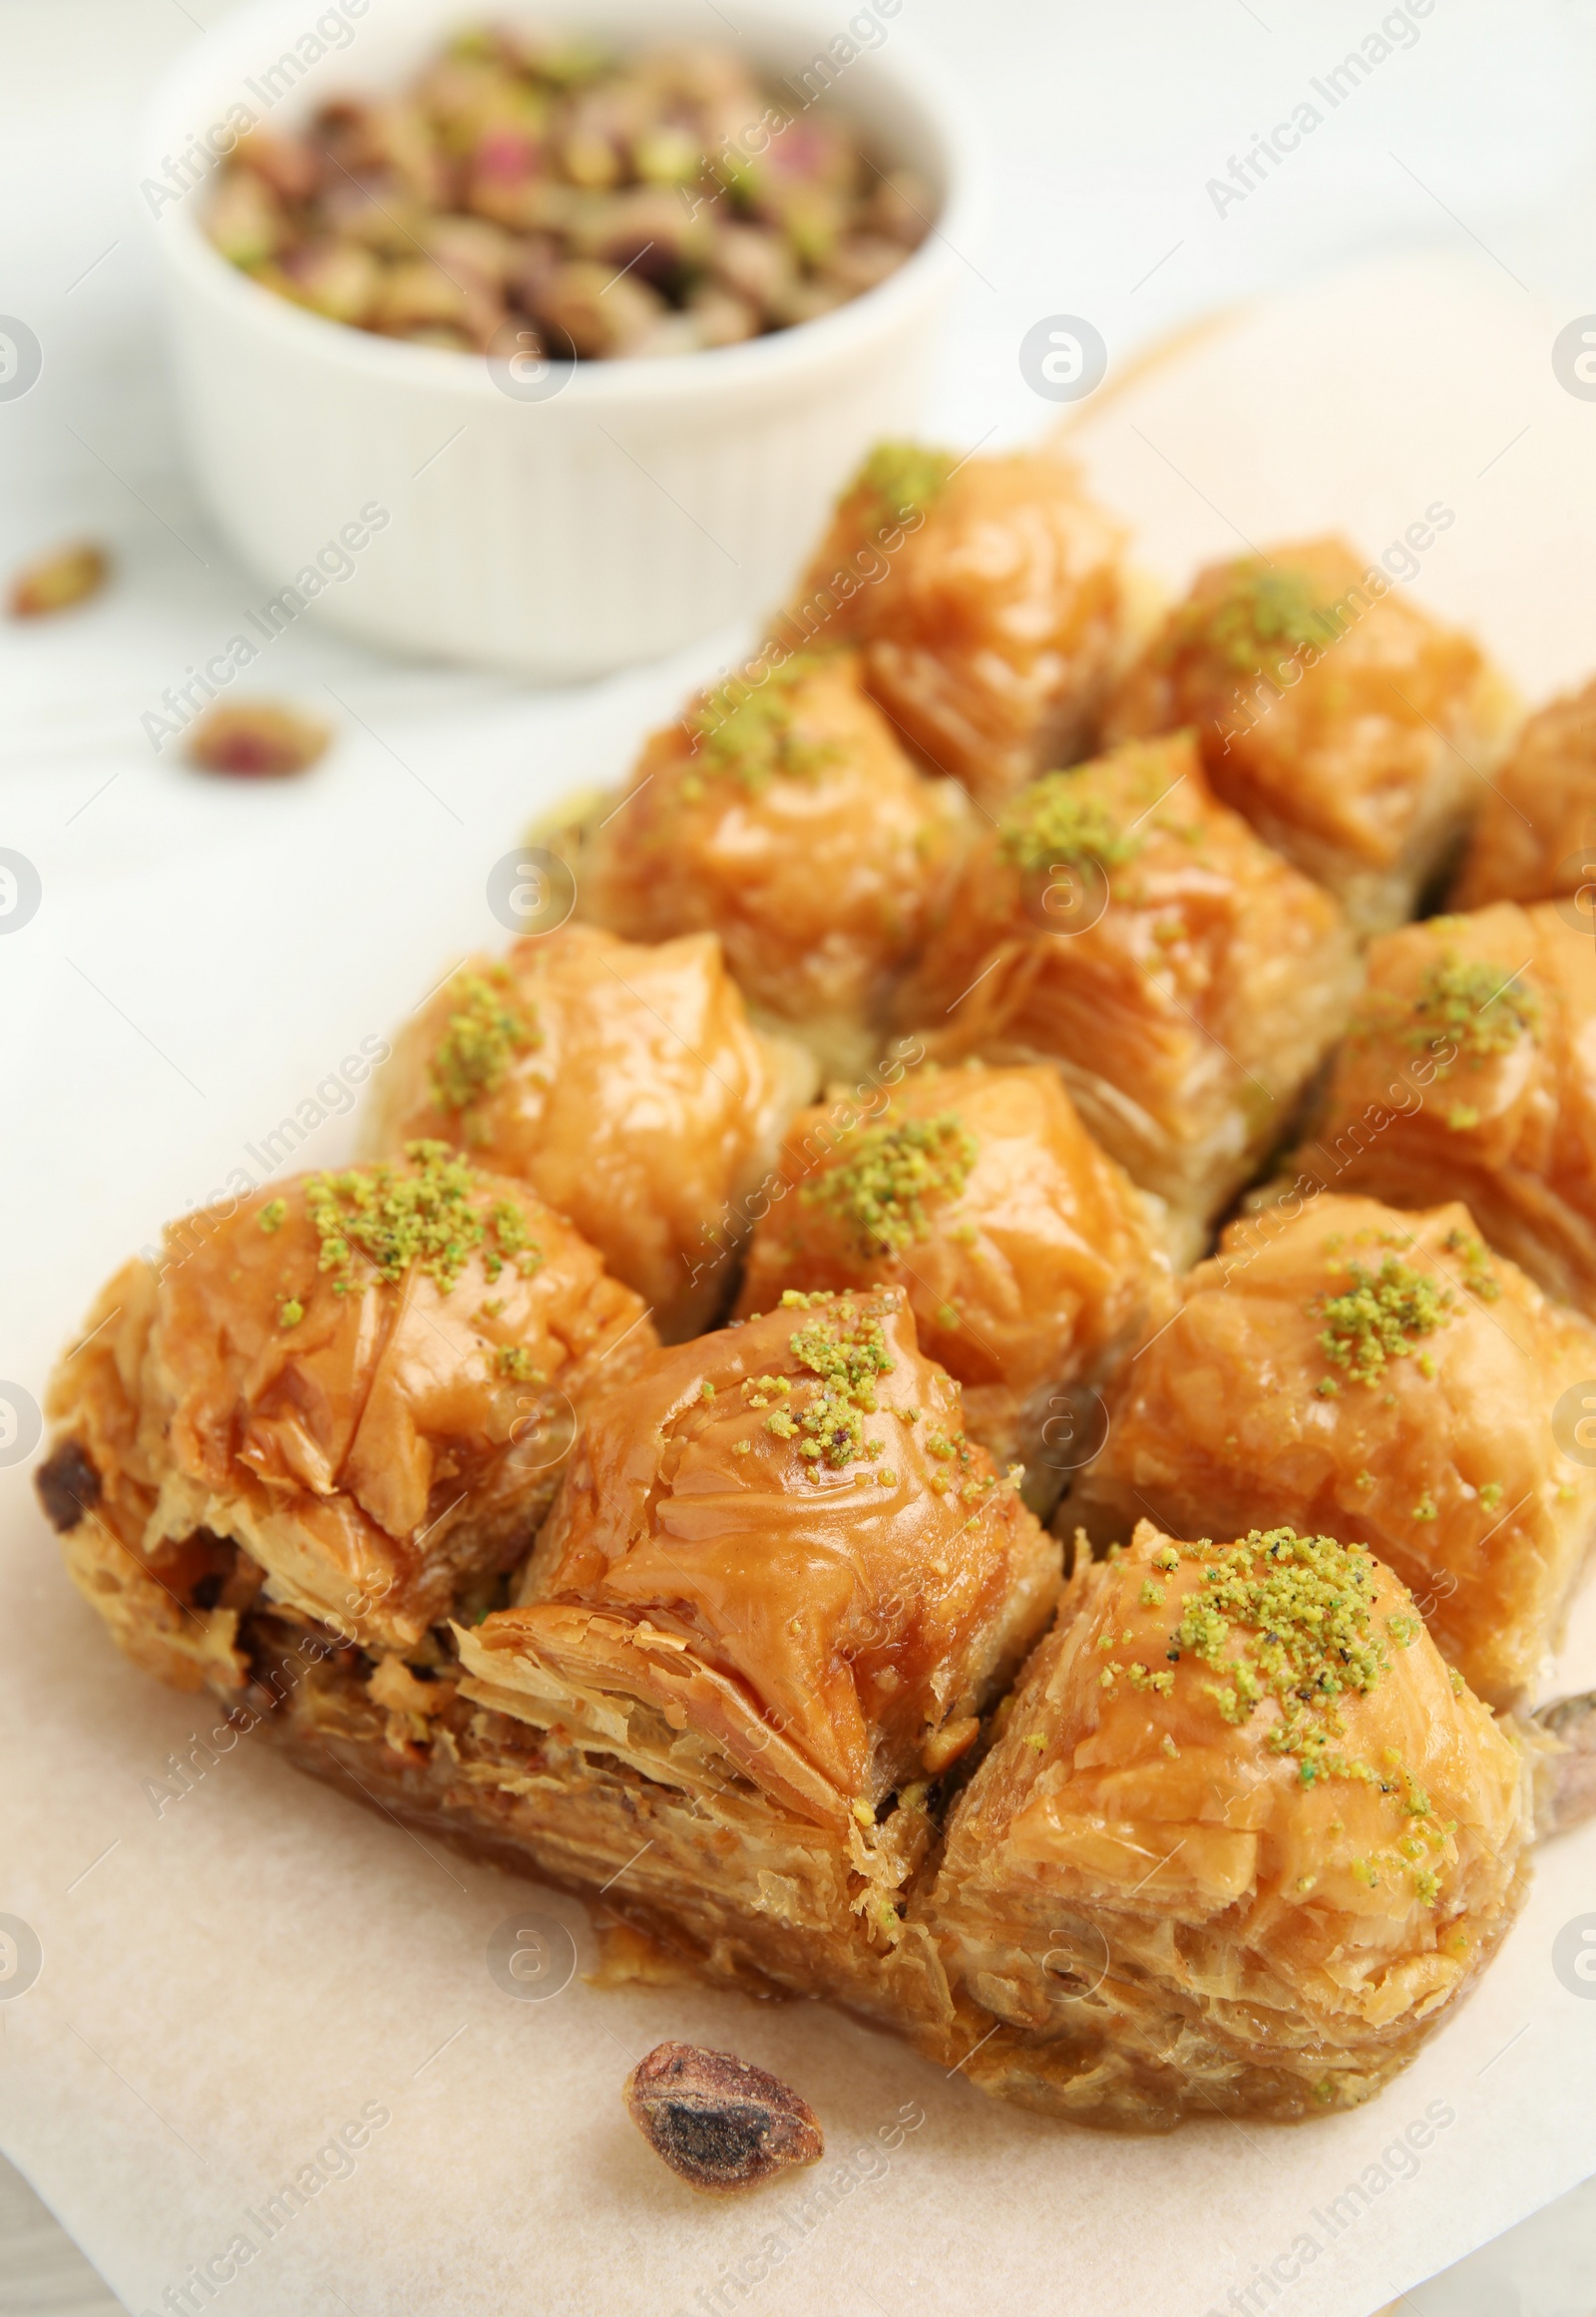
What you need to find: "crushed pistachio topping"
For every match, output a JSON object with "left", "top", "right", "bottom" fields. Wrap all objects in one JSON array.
[
  {"left": 278, "top": 1298, "right": 304, "bottom": 1329},
  {"left": 428, "top": 970, "right": 540, "bottom": 1116},
  {"left": 1440, "top": 1226, "right": 1500, "bottom": 1302},
  {"left": 497, "top": 1346, "right": 536, "bottom": 1379},
  {"left": 1478, "top": 1481, "right": 1503, "bottom": 1514},
  {"left": 302, "top": 1141, "right": 540, "bottom": 1296},
  {"left": 803, "top": 1112, "right": 979, "bottom": 1258},
  {"left": 853, "top": 439, "right": 955, "bottom": 534},
  {"left": 1163, "top": 1528, "right": 1392, "bottom": 1779},
  {"left": 781, "top": 1290, "right": 896, "bottom": 1469},
  {"left": 1172, "top": 561, "right": 1342, "bottom": 674},
  {"left": 688, "top": 653, "right": 838, "bottom": 792},
  {"left": 1317, "top": 1255, "right": 1452, "bottom": 1386},
  {"left": 1365, "top": 953, "right": 1540, "bottom": 1077},
  {"left": 258, "top": 1198, "right": 287, "bottom": 1235},
  {"left": 999, "top": 768, "right": 1144, "bottom": 880}
]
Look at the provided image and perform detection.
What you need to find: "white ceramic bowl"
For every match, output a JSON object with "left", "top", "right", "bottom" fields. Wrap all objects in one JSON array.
[{"left": 142, "top": 0, "right": 978, "bottom": 680}]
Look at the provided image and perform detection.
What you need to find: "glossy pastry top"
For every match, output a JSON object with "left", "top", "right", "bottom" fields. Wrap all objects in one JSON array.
[
  {"left": 470, "top": 1288, "right": 1060, "bottom": 1810},
  {"left": 1287, "top": 905, "right": 1596, "bottom": 1275},
  {"left": 958, "top": 1522, "right": 1524, "bottom": 2011},
  {"left": 791, "top": 443, "right": 1135, "bottom": 812},
  {"left": 1453, "top": 679, "right": 1596, "bottom": 909},
  {"left": 733, "top": 1063, "right": 1174, "bottom": 1461},
  {"left": 1073, "top": 1192, "right": 1596, "bottom": 1705},
  {"left": 574, "top": 649, "right": 967, "bottom": 1067},
  {"left": 1105, "top": 537, "right": 1499, "bottom": 877},
  {"left": 45, "top": 1144, "right": 655, "bottom": 1651},
  {"left": 369, "top": 925, "right": 814, "bottom": 1340},
  {"left": 891, "top": 733, "right": 1358, "bottom": 1212}
]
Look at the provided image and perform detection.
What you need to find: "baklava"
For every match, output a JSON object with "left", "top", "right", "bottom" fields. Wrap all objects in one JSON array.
[
  {"left": 891, "top": 733, "right": 1361, "bottom": 1251},
  {"left": 367, "top": 925, "right": 815, "bottom": 1340},
  {"left": 451, "top": 1287, "right": 1060, "bottom": 2016},
  {"left": 1271, "top": 901, "right": 1596, "bottom": 1319},
  {"left": 1071, "top": 1193, "right": 1596, "bottom": 1708},
  {"left": 1452, "top": 677, "right": 1596, "bottom": 910},
  {"left": 789, "top": 443, "right": 1143, "bottom": 813},
  {"left": 734, "top": 1061, "right": 1175, "bottom": 1503},
  {"left": 1104, "top": 538, "right": 1516, "bottom": 934},
  {"left": 36, "top": 1143, "right": 656, "bottom": 1675},
  {"left": 570, "top": 648, "right": 969, "bottom": 1079},
  {"left": 923, "top": 1520, "right": 1530, "bottom": 2128}
]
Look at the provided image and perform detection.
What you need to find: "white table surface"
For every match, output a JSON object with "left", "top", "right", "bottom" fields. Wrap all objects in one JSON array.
[{"left": 4, "top": 1, "right": 1596, "bottom": 2309}]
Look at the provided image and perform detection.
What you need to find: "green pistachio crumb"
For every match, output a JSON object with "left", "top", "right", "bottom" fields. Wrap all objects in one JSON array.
[
  {"left": 688, "top": 652, "right": 839, "bottom": 792},
  {"left": 783, "top": 1296, "right": 896, "bottom": 1470},
  {"left": 1171, "top": 559, "right": 1344, "bottom": 675},
  {"left": 1318, "top": 1256, "right": 1452, "bottom": 1386},
  {"left": 998, "top": 768, "right": 1144, "bottom": 880},
  {"left": 1441, "top": 1226, "right": 1500, "bottom": 1301},
  {"left": 258, "top": 1198, "right": 287, "bottom": 1234},
  {"left": 428, "top": 972, "right": 540, "bottom": 1114},
  {"left": 803, "top": 1112, "right": 979, "bottom": 1259},
  {"left": 853, "top": 439, "right": 955, "bottom": 535},
  {"left": 1163, "top": 1527, "right": 1391, "bottom": 1779},
  {"left": 1362, "top": 953, "right": 1541, "bottom": 1079},
  {"left": 302, "top": 1142, "right": 534, "bottom": 1297}
]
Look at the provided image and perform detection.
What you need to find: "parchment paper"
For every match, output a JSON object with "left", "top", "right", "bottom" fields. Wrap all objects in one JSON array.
[{"left": 5, "top": 254, "right": 1596, "bottom": 2317}]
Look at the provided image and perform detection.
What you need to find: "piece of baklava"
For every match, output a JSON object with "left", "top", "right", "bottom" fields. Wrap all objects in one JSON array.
[
  {"left": 891, "top": 733, "right": 1361, "bottom": 1253},
  {"left": 1273, "top": 901, "right": 1596, "bottom": 1318},
  {"left": 36, "top": 1143, "right": 656, "bottom": 1679},
  {"left": 1452, "top": 677, "right": 1596, "bottom": 909},
  {"left": 788, "top": 442, "right": 1143, "bottom": 813},
  {"left": 367, "top": 925, "right": 815, "bottom": 1341},
  {"left": 1104, "top": 538, "right": 1516, "bottom": 935},
  {"left": 1071, "top": 1193, "right": 1596, "bottom": 1708},
  {"left": 442, "top": 1286, "right": 1061, "bottom": 2020},
  {"left": 922, "top": 1520, "right": 1530, "bottom": 2129},
  {"left": 733, "top": 1062, "right": 1175, "bottom": 1507},
  {"left": 570, "top": 648, "right": 969, "bottom": 1080}
]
